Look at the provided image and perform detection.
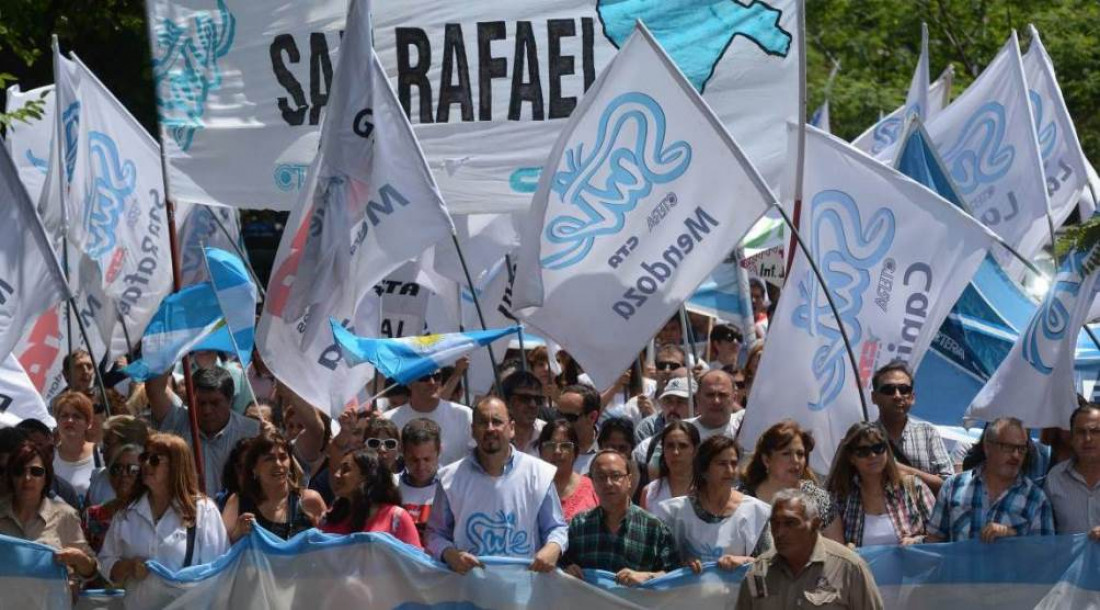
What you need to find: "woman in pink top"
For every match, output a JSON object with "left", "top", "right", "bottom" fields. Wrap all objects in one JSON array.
[
  {"left": 320, "top": 450, "right": 420, "bottom": 548},
  {"left": 538, "top": 419, "right": 598, "bottom": 522}
]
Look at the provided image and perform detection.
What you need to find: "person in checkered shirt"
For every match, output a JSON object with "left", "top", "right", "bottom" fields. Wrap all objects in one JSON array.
[{"left": 872, "top": 361, "right": 953, "bottom": 495}]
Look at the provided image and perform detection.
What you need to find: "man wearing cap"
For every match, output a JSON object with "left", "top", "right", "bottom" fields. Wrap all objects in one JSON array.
[{"left": 634, "top": 372, "right": 695, "bottom": 445}]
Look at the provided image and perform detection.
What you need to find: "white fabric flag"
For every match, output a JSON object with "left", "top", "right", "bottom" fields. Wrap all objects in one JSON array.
[
  {"left": 14, "top": 305, "right": 72, "bottom": 406},
  {"left": 0, "top": 355, "right": 56, "bottom": 428},
  {"left": 741, "top": 125, "right": 994, "bottom": 472},
  {"left": 852, "top": 66, "right": 951, "bottom": 156},
  {"left": 432, "top": 213, "right": 519, "bottom": 286},
  {"left": 810, "top": 100, "right": 831, "bottom": 133},
  {"left": 4, "top": 84, "right": 55, "bottom": 205},
  {"left": 65, "top": 54, "right": 174, "bottom": 360},
  {"left": 257, "top": 0, "right": 454, "bottom": 414},
  {"left": 374, "top": 0, "right": 799, "bottom": 214},
  {"left": 967, "top": 245, "right": 1100, "bottom": 428},
  {"left": 175, "top": 202, "right": 247, "bottom": 287},
  {"left": 512, "top": 24, "right": 774, "bottom": 390},
  {"left": 144, "top": 0, "right": 346, "bottom": 210},
  {"left": 1023, "top": 25, "right": 1089, "bottom": 228},
  {"left": 905, "top": 23, "right": 930, "bottom": 123},
  {"left": 0, "top": 139, "right": 70, "bottom": 364}
]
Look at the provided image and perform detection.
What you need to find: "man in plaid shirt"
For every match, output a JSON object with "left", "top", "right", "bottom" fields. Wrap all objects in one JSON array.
[
  {"left": 562, "top": 450, "right": 680, "bottom": 585},
  {"left": 927, "top": 417, "right": 1055, "bottom": 542},
  {"left": 872, "top": 362, "right": 953, "bottom": 495}
]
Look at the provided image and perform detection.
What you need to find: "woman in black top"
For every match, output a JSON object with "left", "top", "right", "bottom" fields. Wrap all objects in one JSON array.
[{"left": 222, "top": 434, "right": 326, "bottom": 542}]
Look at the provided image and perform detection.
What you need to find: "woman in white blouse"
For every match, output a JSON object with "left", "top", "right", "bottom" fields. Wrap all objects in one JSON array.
[
  {"left": 98, "top": 433, "right": 228, "bottom": 583},
  {"left": 52, "top": 392, "right": 102, "bottom": 502}
]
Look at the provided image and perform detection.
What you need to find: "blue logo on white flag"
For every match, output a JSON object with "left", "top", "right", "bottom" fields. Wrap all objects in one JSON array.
[
  {"left": 465, "top": 511, "right": 531, "bottom": 556},
  {"left": 870, "top": 117, "right": 902, "bottom": 155},
  {"left": 151, "top": 0, "right": 236, "bottom": 151},
  {"left": 792, "top": 191, "right": 895, "bottom": 410},
  {"left": 1028, "top": 90, "right": 1057, "bottom": 163},
  {"left": 1021, "top": 251, "right": 1087, "bottom": 375},
  {"left": 26, "top": 150, "right": 48, "bottom": 174},
  {"left": 82, "top": 132, "right": 135, "bottom": 260},
  {"left": 62, "top": 102, "right": 80, "bottom": 184},
  {"left": 940, "top": 102, "right": 1015, "bottom": 195},
  {"left": 541, "top": 92, "right": 691, "bottom": 271}
]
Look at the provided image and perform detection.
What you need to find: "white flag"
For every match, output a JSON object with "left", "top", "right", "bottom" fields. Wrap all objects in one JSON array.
[
  {"left": 512, "top": 24, "right": 774, "bottom": 390},
  {"left": 852, "top": 66, "right": 952, "bottom": 156},
  {"left": 64, "top": 54, "right": 174, "bottom": 360},
  {"left": 1023, "top": 25, "right": 1089, "bottom": 228},
  {"left": 810, "top": 100, "right": 831, "bottom": 133},
  {"left": 175, "top": 202, "right": 247, "bottom": 287},
  {"left": 14, "top": 305, "right": 72, "bottom": 406},
  {"left": 741, "top": 125, "right": 994, "bottom": 472},
  {"left": 967, "top": 245, "right": 1100, "bottom": 428},
  {"left": 905, "top": 23, "right": 931, "bottom": 123},
  {"left": 257, "top": 0, "right": 454, "bottom": 414},
  {"left": 0, "top": 355, "right": 55, "bottom": 428},
  {"left": 928, "top": 33, "right": 1050, "bottom": 269},
  {"left": 4, "top": 84, "right": 55, "bottom": 205},
  {"left": 432, "top": 213, "right": 519, "bottom": 286},
  {"left": 0, "top": 140, "right": 70, "bottom": 364}
]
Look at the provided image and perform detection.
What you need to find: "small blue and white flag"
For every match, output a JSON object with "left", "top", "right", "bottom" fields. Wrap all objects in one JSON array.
[
  {"left": 330, "top": 319, "right": 519, "bottom": 385},
  {"left": 204, "top": 247, "right": 257, "bottom": 367}
]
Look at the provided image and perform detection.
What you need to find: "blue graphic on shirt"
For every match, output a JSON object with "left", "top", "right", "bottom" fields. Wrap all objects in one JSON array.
[
  {"left": 465, "top": 511, "right": 531, "bottom": 556},
  {"left": 82, "top": 131, "right": 136, "bottom": 260},
  {"left": 792, "top": 190, "right": 895, "bottom": 411},
  {"left": 597, "top": 0, "right": 792, "bottom": 92},
  {"left": 151, "top": 0, "right": 236, "bottom": 151},
  {"left": 540, "top": 92, "right": 691, "bottom": 271},
  {"left": 940, "top": 102, "right": 1015, "bottom": 196}
]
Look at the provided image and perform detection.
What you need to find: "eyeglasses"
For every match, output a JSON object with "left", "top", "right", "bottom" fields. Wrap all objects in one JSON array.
[
  {"left": 875, "top": 383, "right": 913, "bottom": 397},
  {"left": 557, "top": 411, "right": 581, "bottom": 423},
  {"left": 14, "top": 465, "right": 46, "bottom": 478},
  {"left": 851, "top": 442, "right": 888, "bottom": 458},
  {"left": 542, "top": 441, "right": 575, "bottom": 453},
  {"left": 109, "top": 464, "right": 141, "bottom": 477},
  {"left": 655, "top": 361, "right": 683, "bottom": 372},
  {"left": 593, "top": 472, "right": 630, "bottom": 484},
  {"left": 512, "top": 393, "right": 546, "bottom": 407},
  {"left": 990, "top": 441, "right": 1028, "bottom": 456},
  {"left": 415, "top": 372, "right": 442, "bottom": 383},
  {"left": 366, "top": 438, "right": 399, "bottom": 451},
  {"left": 139, "top": 453, "right": 166, "bottom": 467}
]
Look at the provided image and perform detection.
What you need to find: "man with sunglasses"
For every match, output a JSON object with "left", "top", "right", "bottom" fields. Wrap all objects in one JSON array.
[
  {"left": 871, "top": 362, "right": 952, "bottom": 495},
  {"left": 927, "top": 417, "right": 1054, "bottom": 543},
  {"left": 382, "top": 369, "right": 472, "bottom": 467},
  {"left": 557, "top": 385, "right": 602, "bottom": 475},
  {"left": 502, "top": 371, "right": 547, "bottom": 456},
  {"left": 1044, "top": 404, "right": 1100, "bottom": 538}
]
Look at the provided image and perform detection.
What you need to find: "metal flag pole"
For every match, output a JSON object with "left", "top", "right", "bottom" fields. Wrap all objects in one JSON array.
[
  {"left": 455, "top": 289, "right": 472, "bottom": 407},
  {"left": 503, "top": 254, "right": 527, "bottom": 372},
  {"left": 772, "top": 202, "right": 871, "bottom": 421},
  {"left": 205, "top": 208, "right": 266, "bottom": 301},
  {"left": 451, "top": 233, "right": 502, "bottom": 394},
  {"left": 784, "top": 0, "right": 808, "bottom": 279}
]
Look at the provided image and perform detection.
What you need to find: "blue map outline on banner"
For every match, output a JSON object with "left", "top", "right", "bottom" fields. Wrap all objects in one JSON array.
[
  {"left": 1021, "top": 250, "right": 1087, "bottom": 375},
  {"left": 597, "top": 0, "right": 792, "bottom": 93},
  {"left": 792, "top": 190, "right": 895, "bottom": 411},
  {"left": 1028, "top": 90, "right": 1057, "bottom": 163},
  {"left": 82, "top": 131, "right": 136, "bottom": 261},
  {"left": 464, "top": 511, "right": 531, "bottom": 556},
  {"left": 151, "top": 0, "right": 236, "bottom": 151},
  {"left": 541, "top": 92, "right": 691, "bottom": 271},
  {"left": 940, "top": 101, "right": 1015, "bottom": 196}
]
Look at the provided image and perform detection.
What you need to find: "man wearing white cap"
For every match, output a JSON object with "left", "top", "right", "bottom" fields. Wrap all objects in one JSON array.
[{"left": 634, "top": 373, "right": 696, "bottom": 445}]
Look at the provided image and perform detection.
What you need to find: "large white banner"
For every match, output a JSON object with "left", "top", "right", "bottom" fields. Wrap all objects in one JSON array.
[
  {"left": 1023, "top": 25, "right": 1089, "bottom": 228},
  {"left": 741, "top": 126, "right": 994, "bottom": 472},
  {"left": 512, "top": 25, "right": 775, "bottom": 390},
  {"left": 927, "top": 34, "right": 1049, "bottom": 269},
  {"left": 145, "top": 0, "right": 346, "bottom": 210},
  {"left": 967, "top": 245, "right": 1100, "bottom": 428},
  {"left": 3, "top": 84, "right": 55, "bottom": 205},
  {"left": 374, "top": 0, "right": 799, "bottom": 214},
  {"left": 64, "top": 55, "right": 174, "bottom": 360}
]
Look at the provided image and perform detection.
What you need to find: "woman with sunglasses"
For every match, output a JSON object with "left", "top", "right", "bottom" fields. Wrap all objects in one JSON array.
[
  {"left": 740, "top": 420, "right": 844, "bottom": 542},
  {"left": 98, "top": 434, "right": 228, "bottom": 584},
  {"left": 223, "top": 434, "right": 326, "bottom": 543},
  {"left": 0, "top": 442, "right": 98, "bottom": 583},
  {"left": 319, "top": 449, "right": 421, "bottom": 548},
  {"left": 82, "top": 444, "right": 143, "bottom": 553},
  {"left": 538, "top": 419, "right": 598, "bottom": 522},
  {"left": 362, "top": 417, "right": 402, "bottom": 475},
  {"left": 653, "top": 436, "right": 771, "bottom": 572},
  {"left": 825, "top": 422, "right": 936, "bottom": 547},
  {"left": 640, "top": 421, "right": 699, "bottom": 510},
  {"left": 52, "top": 391, "right": 102, "bottom": 504}
]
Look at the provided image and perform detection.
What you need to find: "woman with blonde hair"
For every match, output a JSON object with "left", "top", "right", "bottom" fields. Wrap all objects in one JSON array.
[
  {"left": 740, "top": 419, "right": 843, "bottom": 542},
  {"left": 222, "top": 433, "right": 325, "bottom": 542},
  {"left": 52, "top": 391, "right": 101, "bottom": 502},
  {"left": 98, "top": 433, "right": 228, "bottom": 583},
  {"left": 825, "top": 422, "right": 935, "bottom": 547}
]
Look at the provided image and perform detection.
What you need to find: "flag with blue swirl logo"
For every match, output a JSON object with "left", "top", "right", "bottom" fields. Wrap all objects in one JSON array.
[
  {"left": 741, "top": 125, "right": 995, "bottom": 472},
  {"left": 966, "top": 244, "right": 1100, "bottom": 428},
  {"left": 3, "top": 84, "right": 55, "bottom": 206},
  {"left": 512, "top": 23, "right": 776, "bottom": 390}
]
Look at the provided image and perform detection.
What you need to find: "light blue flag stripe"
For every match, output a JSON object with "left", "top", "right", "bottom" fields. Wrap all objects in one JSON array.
[
  {"left": 331, "top": 319, "right": 520, "bottom": 385},
  {"left": 122, "top": 283, "right": 225, "bottom": 382},
  {"left": 204, "top": 247, "right": 257, "bottom": 367},
  {"left": 894, "top": 121, "right": 967, "bottom": 211}
]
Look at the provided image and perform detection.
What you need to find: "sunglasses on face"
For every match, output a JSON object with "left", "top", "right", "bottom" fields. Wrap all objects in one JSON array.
[
  {"left": 415, "top": 372, "right": 442, "bottom": 383},
  {"left": 875, "top": 383, "right": 913, "bottom": 397},
  {"left": 139, "top": 453, "right": 166, "bottom": 468},
  {"left": 655, "top": 361, "right": 683, "bottom": 372},
  {"left": 14, "top": 465, "right": 46, "bottom": 478},
  {"left": 513, "top": 393, "right": 546, "bottom": 407},
  {"left": 851, "top": 442, "right": 888, "bottom": 458},
  {"left": 110, "top": 464, "right": 141, "bottom": 477},
  {"left": 366, "top": 438, "right": 399, "bottom": 451},
  {"left": 557, "top": 411, "right": 581, "bottom": 423}
]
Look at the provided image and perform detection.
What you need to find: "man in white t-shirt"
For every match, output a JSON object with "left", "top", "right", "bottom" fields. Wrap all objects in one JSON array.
[
  {"left": 686, "top": 370, "right": 745, "bottom": 443},
  {"left": 398, "top": 418, "right": 442, "bottom": 548},
  {"left": 382, "top": 370, "right": 472, "bottom": 466}
]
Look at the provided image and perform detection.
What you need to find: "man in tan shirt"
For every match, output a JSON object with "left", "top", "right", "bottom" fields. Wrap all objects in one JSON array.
[{"left": 737, "top": 488, "right": 884, "bottom": 609}]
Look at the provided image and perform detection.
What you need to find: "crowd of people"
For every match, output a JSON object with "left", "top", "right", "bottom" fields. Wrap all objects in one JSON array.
[{"left": 1, "top": 312, "right": 1098, "bottom": 609}]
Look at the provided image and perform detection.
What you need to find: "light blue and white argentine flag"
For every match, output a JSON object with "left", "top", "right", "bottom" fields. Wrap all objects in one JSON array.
[
  {"left": 204, "top": 247, "right": 256, "bottom": 366},
  {"left": 966, "top": 244, "right": 1100, "bottom": 428},
  {"left": 511, "top": 23, "right": 776, "bottom": 390},
  {"left": 0, "top": 535, "right": 71, "bottom": 609},
  {"left": 331, "top": 320, "right": 519, "bottom": 385},
  {"left": 122, "top": 283, "right": 226, "bottom": 381},
  {"left": 742, "top": 125, "right": 995, "bottom": 472}
]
